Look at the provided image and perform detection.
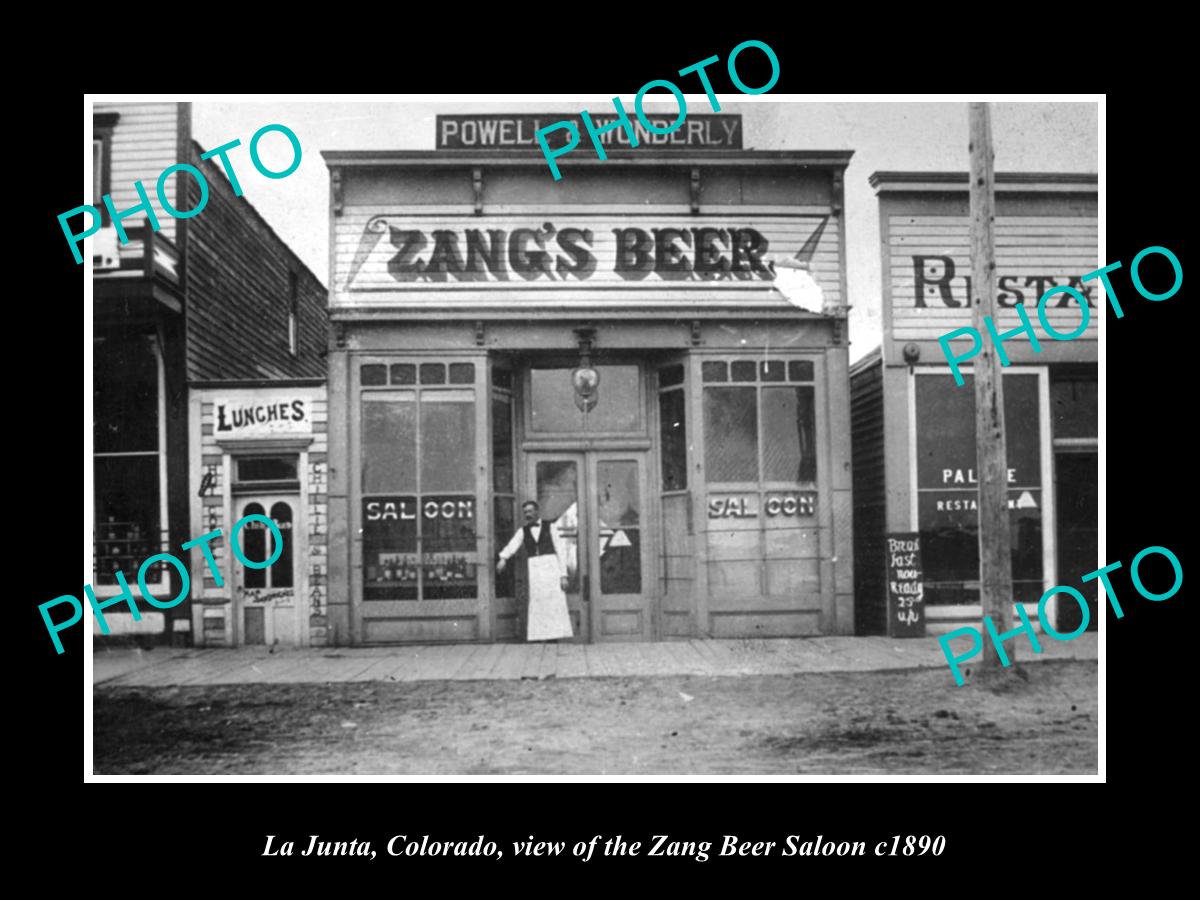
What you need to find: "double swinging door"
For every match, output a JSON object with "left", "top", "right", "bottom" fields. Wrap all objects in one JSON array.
[{"left": 526, "top": 452, "right": 650, "bottom": 642}]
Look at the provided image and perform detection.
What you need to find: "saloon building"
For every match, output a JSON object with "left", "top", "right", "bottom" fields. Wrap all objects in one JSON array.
[
  {"left": 851, "top": 172, "right": 1099, "bottom": 636},
  {"left": 322, "top": 114, "right": 856, "bottom": 644},
  {"left": 91, "top": 102, "right": 327, "bottom": 647}
]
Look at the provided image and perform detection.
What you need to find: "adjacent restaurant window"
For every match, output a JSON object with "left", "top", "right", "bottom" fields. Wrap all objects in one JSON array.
[
  {"left": 914, "top": 371, "right": 1043, "bottom": 607},
  {"left": 702, "top": 359, "right": 816, "bottom": 485},
  {"left": 93, "top": 334, "right": 166, "bottom": 588},
  {"left": 360, "top": 362, "right": 478, "bottom": 600}
]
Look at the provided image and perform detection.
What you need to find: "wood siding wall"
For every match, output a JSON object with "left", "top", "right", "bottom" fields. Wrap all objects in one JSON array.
[
  {"left": 185, "top": 141, "right": 327, "bottom": 382},
  {"left": 849, "top": 352, "right": 886, "bottom": 635},
  {"left": 95, "top": 102, "right": 181, "bottom": 241},
  {"left": 880, "top": 190, "right": 1098, "bottom": 366}
]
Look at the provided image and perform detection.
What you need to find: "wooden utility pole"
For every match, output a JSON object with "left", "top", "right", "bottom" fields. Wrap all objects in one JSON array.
[{"left": 968, "top": 102, "right": 1014, "bottom": 669}]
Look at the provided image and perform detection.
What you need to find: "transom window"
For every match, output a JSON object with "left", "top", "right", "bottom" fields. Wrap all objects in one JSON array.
[{"left": 529, "top": 364, "right": 642, "bottom": 434}]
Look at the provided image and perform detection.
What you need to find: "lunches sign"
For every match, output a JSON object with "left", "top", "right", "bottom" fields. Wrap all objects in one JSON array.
[{"left": 436, "top": 114, "right": 742, "bottom": 150}]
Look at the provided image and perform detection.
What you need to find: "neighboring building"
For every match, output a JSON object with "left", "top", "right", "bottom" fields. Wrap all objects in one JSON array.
[
  {"left": 322, "top": 116, "right": 856, "bottom": 645},
  {"left": 851, "top": 172, "right": 1098, "bottom": 636},
  {"left": 91, "top": 102, "right": 327, "bottom": 647}
]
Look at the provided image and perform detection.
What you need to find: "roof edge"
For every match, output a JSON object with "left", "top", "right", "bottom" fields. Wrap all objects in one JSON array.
[
  {"left": 869, "top": 171, "right": 1097, "bottom": 192},
  {"left": 322, "top": 149, "right": 856, "bottom": 168}
]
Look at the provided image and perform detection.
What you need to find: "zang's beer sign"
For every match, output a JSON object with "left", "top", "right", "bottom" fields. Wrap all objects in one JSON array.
[{"left": 338, "top": 215, "right": 834, "bottom": 295}]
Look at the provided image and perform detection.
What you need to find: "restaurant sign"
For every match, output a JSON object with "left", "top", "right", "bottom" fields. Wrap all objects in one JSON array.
[{"left": 436, "top": 114, "right": 742, "bottom": 151}]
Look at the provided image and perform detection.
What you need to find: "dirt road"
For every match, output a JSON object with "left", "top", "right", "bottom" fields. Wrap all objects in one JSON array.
[{"left": 93, "top": 660, "right": 1096, "bottom": 775}]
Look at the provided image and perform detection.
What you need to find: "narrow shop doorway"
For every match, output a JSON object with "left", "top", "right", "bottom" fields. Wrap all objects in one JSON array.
[
  {"left": 1055, "top": 451, "right": 1098, "bottom": 633},
  {"left": 232, "top": 496, "right": 299, "bottom": 646},
  {"left": 525, "top": 452, "right": 650, "bottom": 642}
]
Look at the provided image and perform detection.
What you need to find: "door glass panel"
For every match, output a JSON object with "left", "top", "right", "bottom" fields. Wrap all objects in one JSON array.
[
  {"left": 239, "top": 502, "right": 267, "bottom": 588},
  {"left": 596, "top": 460, "right": 641, "bottom": 594},
  {"left": 535, "top": 460, "right": 579, "bottom": 592},
  {"left": 269, "top": 502, "right": 294, "bottom": 588}
]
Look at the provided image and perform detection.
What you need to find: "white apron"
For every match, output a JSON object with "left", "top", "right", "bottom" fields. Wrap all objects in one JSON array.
[{"left": 527, "top": 554, "right": 573, "bottom": 641}]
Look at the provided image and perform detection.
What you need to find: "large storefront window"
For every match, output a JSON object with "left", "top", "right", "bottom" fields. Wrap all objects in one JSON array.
[
  {"left": 915, "top": 371, "right": 1043, "bottom": 606},
  {"left": 93, "top": 334, "right": 165, "bottom": 586},
  {"left": 702, "top": 359, "right": 817, "bottom": 486},
  {"left": 360, "top": 363, "right": 478, "bottom": 600}
]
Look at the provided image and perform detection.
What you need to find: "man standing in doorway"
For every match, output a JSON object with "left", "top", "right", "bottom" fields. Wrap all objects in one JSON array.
[{"left": 497, "top": 500, "right": 574, "bottom": 641}]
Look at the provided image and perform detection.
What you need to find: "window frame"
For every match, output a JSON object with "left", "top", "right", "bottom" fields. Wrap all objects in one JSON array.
[
  {"left": 357, "top": 357, "right": 482, "bottom": 602},
  {"left": 92, "top": 112, "right": 118, "bottom": 225},
  {"left": 699, "top": 355, "right": 820, "bottom": 490},
  {"left": 907, "top": 364, "right": 1055, "bottom": 620},
  {"left": 92, "top": 333, "right": 169, "bottom": 598}
]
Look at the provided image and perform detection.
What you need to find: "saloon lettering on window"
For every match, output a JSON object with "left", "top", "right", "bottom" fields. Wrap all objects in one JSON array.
[
  {"left": 707, "top": 493, "right": 816, "bottom": 518},
  {"left": 365, "top": 498, "right": 475, "bottom": 521}
]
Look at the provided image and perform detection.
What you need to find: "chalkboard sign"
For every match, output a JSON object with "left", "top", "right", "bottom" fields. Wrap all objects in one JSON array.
[{"left": 885, "top": 532, "right": 925, "bottom": 637}]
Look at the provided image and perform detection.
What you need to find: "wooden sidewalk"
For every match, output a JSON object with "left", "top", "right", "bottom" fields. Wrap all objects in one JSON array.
[{"left": 93, "top": 634, "right": 1098, "bottom": 688}]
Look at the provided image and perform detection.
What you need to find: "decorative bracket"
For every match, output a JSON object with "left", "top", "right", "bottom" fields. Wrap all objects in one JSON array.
[
  {"left": 331, "top": 168, "right": 343, "bottom": 216},
  {"left": 334, "top": 321, "right": 348, "bottom": 349},
  {"left": 473, "top": 167, "right": 483, "bottom": 216},
  {"left": 832, "top": 170, "right": 843, "bottom": 215},
  {"left": 690, "top": 167, "right": 701, "bottom": 214},
  {"left": 690, "top": 320, "right": 703, "bottom": 346},
  {"left": 475, "top": 320, "right": 485, "bottom": 346}
]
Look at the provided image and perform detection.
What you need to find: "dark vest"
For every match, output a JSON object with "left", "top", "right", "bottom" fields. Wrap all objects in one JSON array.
[{"left": 523, "top": 521, "right": 556, "bottom": 557}]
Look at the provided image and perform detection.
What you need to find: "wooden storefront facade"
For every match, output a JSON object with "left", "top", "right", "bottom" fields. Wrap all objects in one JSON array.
[
  {"left": 89, "top": 101, "right": 328, "bottom": 648},
  {"left": 322, "top": 140, "right": 857, "bottom": 644},
  {"left": 851, "top": 172, "right": 1099, "bottom": 637}
]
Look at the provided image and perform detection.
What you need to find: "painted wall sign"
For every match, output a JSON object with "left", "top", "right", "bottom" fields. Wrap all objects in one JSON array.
[
  {"left": 885, "top": 533, "right": 924, "bottom": 637},
  {"left": 707, "top": 492, "right": 816, "bottom": 519},
  {"left": 436, "top": 114, "right": 742, "bottom": 151},
  {"left": 887, "top": 215, "right": 1098, "bottom": 343},
  {"left": 335, "top": 215, "right": 839, "bottom": 302},
  {"left": 215, "top": 396, "right": 310, "bottom": 437}
]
